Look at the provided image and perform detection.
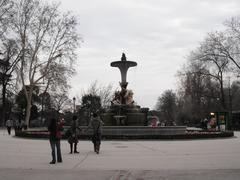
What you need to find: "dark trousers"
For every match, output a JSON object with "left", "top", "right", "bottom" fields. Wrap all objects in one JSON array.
[
  {"left": 70, "top": 143, "right": 78, "bottom": 153},
  {"left": 50, "top": 139, "right": 62, "bottom": 162},
  {"left": 7, "top": 127, "right": 11, "bottom": 135}
]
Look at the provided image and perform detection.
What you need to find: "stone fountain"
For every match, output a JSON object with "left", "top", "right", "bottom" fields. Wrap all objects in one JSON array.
[
  {"left": 102, "top": 53, "right": 149, "bottom": 126},
  {"left": 15, "top": 53, "right": 188, "bottom": 140}
]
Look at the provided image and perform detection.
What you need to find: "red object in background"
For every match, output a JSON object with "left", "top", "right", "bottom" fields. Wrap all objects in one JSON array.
[{"left": 151, "top": 118, "right": 157, "bottom": 127}]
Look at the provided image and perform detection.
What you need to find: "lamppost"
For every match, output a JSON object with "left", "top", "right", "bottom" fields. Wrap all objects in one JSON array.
[{"left": 73, "top": 97, "right": 76, "bottom": 113}]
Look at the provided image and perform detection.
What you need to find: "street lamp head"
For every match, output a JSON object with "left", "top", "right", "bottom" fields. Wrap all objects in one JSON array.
[{"left": 73, "top": 97, "right": 76, "bottom": 113}]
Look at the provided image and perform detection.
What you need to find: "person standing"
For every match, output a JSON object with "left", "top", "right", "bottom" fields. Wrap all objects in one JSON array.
[
  {"left": 68, "top": 116, "right": 80, "bottom": 154},
  {"left": 20, "top": 120, "right": 27, "bottom": 130},
  {"left": 48, "top": 118, "right": 63, "bottom": 164},
  {"left": 204, "top": 118, "right": 208, "bottom": 130},
  {"left": 14, "top": 120, "right": 20, "bottom": 131},
  {"left": 85, "top": 112, "right": 104, "bottom": 154},
  {"left": 5, "top": 119, "right": 13, "bottom": 135}
]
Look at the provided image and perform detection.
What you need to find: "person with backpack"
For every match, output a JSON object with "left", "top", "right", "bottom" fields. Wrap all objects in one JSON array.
[
  {"left": 85, "top": 112, "right": 104, "bottom": 154},
  {"left": 68, "top": 116, "right": 80, "bottom": 154}
]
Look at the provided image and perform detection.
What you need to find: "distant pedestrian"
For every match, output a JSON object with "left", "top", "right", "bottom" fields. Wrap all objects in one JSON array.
[
  {"left": 5, "top": 119, "right": 13, "bottom": 135},
  {"left": 204, "top": 118, "right": 208, "bottom": 130},
  {"left": 20, "top": 120, "right": 27, "bottom": 130},
  {"left": 85, "top": 112, "right": 104, "bottom": 154},
  {"left": 68, "top": 116, "right": 80, "bottom": 154},
  {"left": 48, "top": 118, "right": 63, "bottom": 164},
  {"left": 15, "top": 120, "right": 20, "bottom": 129},
  {"left": 13, "top": 120, "right": 20, "bottom": 134},
  {"left": 201, "top": 119, "right": 205, "bottom": 129}
]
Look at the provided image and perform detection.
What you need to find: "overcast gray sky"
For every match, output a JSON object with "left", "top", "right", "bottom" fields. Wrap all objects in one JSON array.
[{"left": 53, "top": 0, "right": 240, "bottom": 109}]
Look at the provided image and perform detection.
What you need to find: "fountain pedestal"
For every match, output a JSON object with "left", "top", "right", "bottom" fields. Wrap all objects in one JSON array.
[
  {"left": 102, "top": 53, "right": 148, "bottom": 126},
  {"left": 102, "top": 104, "right": 148, "bottom": 126}
]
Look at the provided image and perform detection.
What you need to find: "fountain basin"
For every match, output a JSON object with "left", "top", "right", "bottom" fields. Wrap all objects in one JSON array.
[{"left": 15, "top": 126, "right": 234, "bottom": 140}]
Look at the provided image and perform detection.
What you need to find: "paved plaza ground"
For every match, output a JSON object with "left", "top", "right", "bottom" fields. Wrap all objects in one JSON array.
[{"left": 0, "top": 129, "right": 240, "bottom": 180}]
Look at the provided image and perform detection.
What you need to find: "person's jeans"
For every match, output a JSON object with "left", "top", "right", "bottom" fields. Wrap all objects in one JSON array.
[{"left": 50, "top": 139, "right": 62, "bottom": 162}]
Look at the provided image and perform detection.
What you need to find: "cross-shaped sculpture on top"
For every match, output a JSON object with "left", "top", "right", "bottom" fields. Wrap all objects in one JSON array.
[{"left": 110, "top": 53, "right": 137, "bottom": 104}]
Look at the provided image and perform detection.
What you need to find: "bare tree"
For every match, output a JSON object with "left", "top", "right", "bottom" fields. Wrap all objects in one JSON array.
[
  {"left": 82, "top": 80, "right": 114, "bottom": 108},
  {"left": 176, "top": 61, "right": 221, "bottom": 125},
  {"left": 0, "top": 39, "right": 21, "bottom": 124},
  {"left": 44, "top": 62, "right": 74, "bottom": 114},
  {"left": 224, "top": 16, "right": 240, "bottom": 72},
  {"left": 0, "top": 0, "right": 13, "bottom": 37},
  {"left": 0, "top": 0, "right": 17, "bottom": 124},
  {"left": 50, "top": 90, "right": 71, "bottom": 114},
  {"left": 190, "top": 32, "right": 230, "bottom": 109},
  {"left": 195, "top": 17, "right": 240, "bottom": 75},
  {"left": 175, "top": 16, "right": 240, "bottom": 125},
  {"left": 12, "top": 0, "right": 80, "bottom": 126}
]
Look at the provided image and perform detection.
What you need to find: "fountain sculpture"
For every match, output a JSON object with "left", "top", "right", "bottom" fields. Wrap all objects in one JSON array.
[{"left": 102, "top": 53, "right": 149, "bottom": 126}]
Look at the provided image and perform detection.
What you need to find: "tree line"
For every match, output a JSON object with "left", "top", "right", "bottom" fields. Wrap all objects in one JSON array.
[{"left": 155, "top": 16, "right": 240, "bottom": 128}]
